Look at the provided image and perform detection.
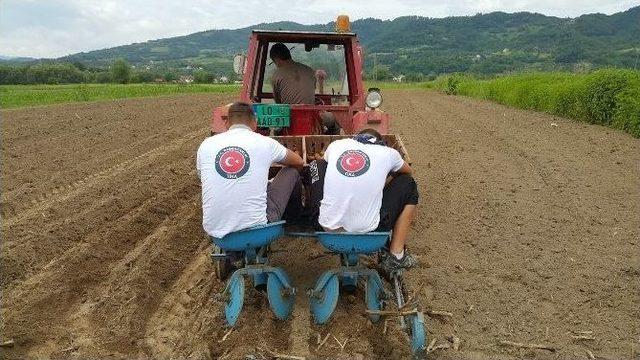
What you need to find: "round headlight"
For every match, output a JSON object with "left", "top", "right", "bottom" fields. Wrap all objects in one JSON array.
[{"left": 365, "top": 88, "right": 383, "bottom": 109}]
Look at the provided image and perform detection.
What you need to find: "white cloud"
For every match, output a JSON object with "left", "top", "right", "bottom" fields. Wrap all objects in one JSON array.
[{"left": 0, "top": 0, "right": 635, "bottom": 58}]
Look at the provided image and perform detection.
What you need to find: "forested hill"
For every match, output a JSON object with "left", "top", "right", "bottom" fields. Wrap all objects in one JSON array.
[{"left": 59, "top": 6, "right": 640, "bottom": 76}]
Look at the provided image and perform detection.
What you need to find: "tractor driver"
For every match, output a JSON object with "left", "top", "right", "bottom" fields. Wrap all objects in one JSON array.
[
  {"left": 304, "top": 129, "right": 419, "bottom": 272},
  {"left": 269, "top": 42, "right": 316, "bottom": 105},
  {"left": 269, "top": 42, "right": 341, "bottom": 134},
  {"left": 197, "top": 102, "right": 304, "bottom": 238}
]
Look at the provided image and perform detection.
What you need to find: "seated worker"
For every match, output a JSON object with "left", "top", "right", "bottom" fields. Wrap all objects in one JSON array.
[
  {"left": 270, "top": 42, "right": 316, "bottom": 105},
  {"left": 308, "top": 129, "right": 419, "bottom": 272},
  {"left": 197, "top": 102, "right": 304, "bottom": 238}
]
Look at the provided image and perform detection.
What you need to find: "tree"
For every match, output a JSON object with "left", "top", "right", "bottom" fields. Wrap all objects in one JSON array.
[
  {"left": 371, "top": 65, "right": 391, "bottom": 81},
  {"left": 71, "top": 61, "right": 87, "bottom": 71},
  {"left": 111, "top": 58, "right": 131, "bottom": 83},
  {"left": 193, "top": 69, "right": 212, "bottom": 83},
  {"left": 163, "top": 71, "right": 177, "bottom": 82}
]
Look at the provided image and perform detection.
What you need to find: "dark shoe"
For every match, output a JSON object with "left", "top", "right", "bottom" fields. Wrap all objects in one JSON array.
[
  {"left": 378, "top": 248, "right": 390, "bottom": 263},
  {"left": 380, "top": 251, "right": 417, "bottom": 273}
]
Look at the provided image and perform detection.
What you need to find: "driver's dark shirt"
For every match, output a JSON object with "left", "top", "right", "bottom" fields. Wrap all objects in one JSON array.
[{"left": 271, "top": 61, "right": 316, "bottom": 104}]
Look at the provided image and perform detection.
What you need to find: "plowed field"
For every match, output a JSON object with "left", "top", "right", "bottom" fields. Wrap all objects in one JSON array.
[{"left": 2, "top": 91, "right": 638, "bottom": 360}]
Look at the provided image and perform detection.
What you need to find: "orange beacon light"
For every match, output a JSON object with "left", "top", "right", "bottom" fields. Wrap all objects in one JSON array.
[{"left": 335, "top": 15, "right": 351, "bottom": 33}]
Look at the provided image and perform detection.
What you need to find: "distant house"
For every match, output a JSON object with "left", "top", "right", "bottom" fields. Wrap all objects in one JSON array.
[
  {"left": 178, "top": 75, "right": 194, "bottom": 84},
  {"left": 393, "top": 74, "right": 405, "bottom": 82},
  {"left": 218, "top": 76, "right": 229, "bottom": 83}
]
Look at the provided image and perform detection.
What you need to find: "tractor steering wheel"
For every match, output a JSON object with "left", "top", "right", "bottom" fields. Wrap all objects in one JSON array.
[{"left": 315, "top": 95, "right": 325, "bottom": 105}]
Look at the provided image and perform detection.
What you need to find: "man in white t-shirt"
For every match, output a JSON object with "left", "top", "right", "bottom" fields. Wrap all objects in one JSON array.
[
  {"left": 312, "top": 129, "right": 419, "bottom": 272},
  {"left": 196, "top": 102, "right": 304, "bottom": 238}
]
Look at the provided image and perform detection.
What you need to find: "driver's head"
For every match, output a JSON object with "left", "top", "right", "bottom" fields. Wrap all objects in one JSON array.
[
  {"left": 270, "top": 43, "right": 291, "bottom": 66},
  {"left": 227, "top": 102, "right": 257, "bottom": 130}
]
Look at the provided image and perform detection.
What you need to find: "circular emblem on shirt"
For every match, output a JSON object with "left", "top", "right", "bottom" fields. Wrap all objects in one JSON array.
[
  {"left": 336, "top": 150, "right": 370, "bottom": 177},
  {"left": 215, "top": 146, "right": 250, "bottom": 179}
]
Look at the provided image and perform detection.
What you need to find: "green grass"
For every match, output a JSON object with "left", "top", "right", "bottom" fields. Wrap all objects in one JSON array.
[
  {"left": 0, "top": 83, "right": 240, "bottom": 109},
  {"left": 365, "top": 81, "right": 435, "bottom": 90},
  {"left": 431, "top": 69, "right": 640, "bottom": 138},
  {"left": 1, "top": 82, "right": 422, "bottom": 109}
]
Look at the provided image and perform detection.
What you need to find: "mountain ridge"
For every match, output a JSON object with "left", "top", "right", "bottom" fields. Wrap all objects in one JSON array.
[{"left": 14, "top": 7, "right": 640, "bottom": 76}]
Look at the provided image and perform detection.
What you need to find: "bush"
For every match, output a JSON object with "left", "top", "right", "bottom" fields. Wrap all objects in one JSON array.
[
  {"left": 581, "top": 69, "right": 640, "bottom": 125},
  {"left": 193, "top": 69, "right": 213, "bottom": 83},
  {"left": 433, "top": 69, "right": 640, "bottom": 138},
  {"left": 445, "top": 74, "right": 461, "bottom": 95},
  {"left": 612, "top": 82, "right": 640, "bottom": 137},
  {"left": 111, "top": 58, "right": 131, "bottom": 84}
]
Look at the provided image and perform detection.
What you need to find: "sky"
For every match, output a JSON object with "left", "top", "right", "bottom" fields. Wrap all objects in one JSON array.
[{"left": 0, "top": 0, "right": 636, "bottom": 58}]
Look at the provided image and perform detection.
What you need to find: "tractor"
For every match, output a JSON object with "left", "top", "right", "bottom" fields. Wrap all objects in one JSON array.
[
  {"left": 210, "top": 18, "right": 409, "bottom": 160},
  {"left": 208, "top": 16, "right": 425, "bottom": 357}
]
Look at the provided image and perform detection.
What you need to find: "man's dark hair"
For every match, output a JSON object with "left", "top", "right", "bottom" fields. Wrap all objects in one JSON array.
[
  {"left": 270, "top": 43, "right": 292, "bottom": 61},
  {"left": 358, "top": 128, "right": 383, "bottom": 142},
  {"left": 228, "top": 102, "right": 255, "bottom": 123}
]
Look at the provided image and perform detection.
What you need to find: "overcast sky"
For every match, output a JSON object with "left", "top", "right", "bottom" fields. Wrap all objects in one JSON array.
[{"left": 1, "top": 0, "right": 636, "bottom": 58}]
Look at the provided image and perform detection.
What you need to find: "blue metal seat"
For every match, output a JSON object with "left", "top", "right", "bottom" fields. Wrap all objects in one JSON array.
[
  {"left": 210, "top": 221, "right": 295, "bottom": 327},
  {"left": 316, "top": 231, "right": 390, "bottom": 258},
  {"left": 212, "top": 220, "right": 286, "bottom": 253}
]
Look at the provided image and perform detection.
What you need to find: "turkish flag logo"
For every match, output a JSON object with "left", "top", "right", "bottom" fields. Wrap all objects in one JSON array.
[
  {"left": 219, "top": 150, "right": 245, "bottom": 174},
  {"left": 337, "top": 150, "right": 370, "bottom": 177},
  {"left": 215, "top": 146, "right": 250, "bottom": 179}
]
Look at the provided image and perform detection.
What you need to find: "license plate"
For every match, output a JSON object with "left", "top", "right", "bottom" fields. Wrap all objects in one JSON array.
[{"left": 253, "top": 104, "right": 291, "bottom": 128}]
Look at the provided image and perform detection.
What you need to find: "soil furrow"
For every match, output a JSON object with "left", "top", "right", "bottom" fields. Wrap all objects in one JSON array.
[{"left": 2, "top": 91, "right": 638, "bottom": 360}]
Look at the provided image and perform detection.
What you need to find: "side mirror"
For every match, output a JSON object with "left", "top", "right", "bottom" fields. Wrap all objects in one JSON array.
[{"left": 233, "top": 54, "right": 246, "bottom": 75}]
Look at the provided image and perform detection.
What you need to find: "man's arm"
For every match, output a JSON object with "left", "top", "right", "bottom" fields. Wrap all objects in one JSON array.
[
  {"left": 385, "top": 148, "right": 411, "bottom": 185},
  {"left": 272, "top": 75, "right": 282, "bottom": 104},
  {"left": 395, "top": 161, "right": 412, "bottom": 175},
  {"left": 278, "top": 149, "right": 304, "bottom": 170}
]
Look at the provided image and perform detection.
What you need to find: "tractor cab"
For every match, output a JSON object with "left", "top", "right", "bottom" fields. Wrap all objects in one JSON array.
[{"left": 211, "top": 21, "right": 391, "bottom": 137}]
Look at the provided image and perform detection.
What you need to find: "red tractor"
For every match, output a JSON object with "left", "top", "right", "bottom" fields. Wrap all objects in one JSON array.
[
  {"left": 210, "top": 19, "right": 409, "bottom": 162},
  {"left": 208, "top": 19, "right": 425, "bottom": 356}
]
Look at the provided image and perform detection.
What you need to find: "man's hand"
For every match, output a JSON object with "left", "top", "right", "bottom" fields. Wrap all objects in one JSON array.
[
  {"left": 396, "top": 161, "right": 412, "bottom": 175},
  {"left": 279, "top": 149, "right": 304, "bottom": 170},
  {"left": 387, "top": 162, "right": 412, "bottom": 185}
]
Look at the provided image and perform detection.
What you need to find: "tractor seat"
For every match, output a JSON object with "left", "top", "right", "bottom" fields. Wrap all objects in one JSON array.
[
  {"left": 211, "top": 220, "right": 285, "bottom": 252},
  {"left": 315, "top": 231, "right": 390, "bottom": 255}
]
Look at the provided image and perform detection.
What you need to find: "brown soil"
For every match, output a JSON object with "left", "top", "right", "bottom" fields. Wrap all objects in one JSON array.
[{"left": 1, "top": 91, "right": 638, "bottom": 360}]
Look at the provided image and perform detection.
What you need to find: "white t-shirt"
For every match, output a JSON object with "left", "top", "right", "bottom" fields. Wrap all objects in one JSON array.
[
  {"left": 196, "top": 125, "right": 288, "bottom": 238},
  {"left": 319, "top": 138, "right": 405, "bottom": 232}
]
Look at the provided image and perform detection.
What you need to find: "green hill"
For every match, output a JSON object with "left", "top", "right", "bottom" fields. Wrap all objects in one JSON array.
[
  {"left": 59, "top": 7, "right": 639, "bottom": 76},
  {"left": 0, "top": 6, "right": 634, "bottom": 82}
]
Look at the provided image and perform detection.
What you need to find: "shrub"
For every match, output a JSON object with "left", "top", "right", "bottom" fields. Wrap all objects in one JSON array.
[
  {"left": 111, "top": 58, "right": 131, "bottom": 84},
  {"left": 581, "top": 68, "right": 640, "bottom": 125},
  {"left": 612, "top": 82, "right": 640, "bottom": 137},
  {"left": 445, "top": 73, "right": 462, "bottom": 95},
  {"left": 433, "top": 69, "right": 640, "bottom": 138}
]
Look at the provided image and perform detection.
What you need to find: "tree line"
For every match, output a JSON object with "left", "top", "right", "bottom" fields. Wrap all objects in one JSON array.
[{"left": 0, "top": 59, "right": 234, "bottom": 85}]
